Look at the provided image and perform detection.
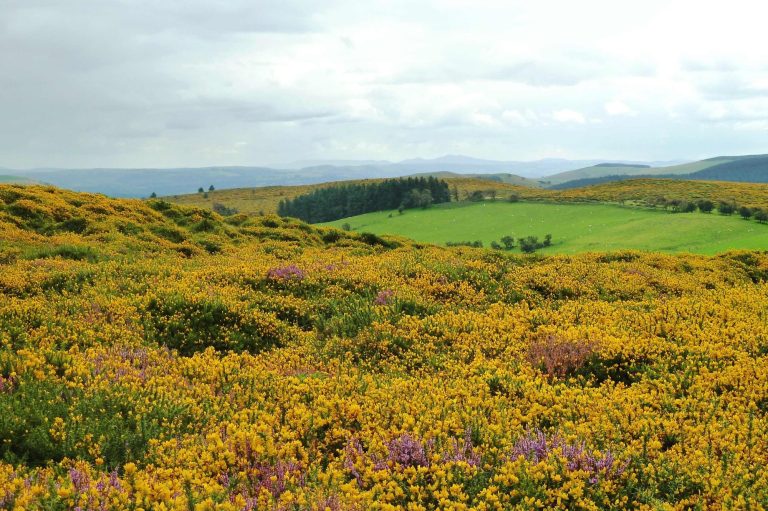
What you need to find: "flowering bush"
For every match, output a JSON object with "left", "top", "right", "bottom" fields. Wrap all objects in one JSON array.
[{"left": 0, "top": 184, "right": 766, "bottom": 510}]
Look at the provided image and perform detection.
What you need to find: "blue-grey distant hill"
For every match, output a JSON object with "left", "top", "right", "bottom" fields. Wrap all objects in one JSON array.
[
  {"left": 549, "top": 154, "right": 768, "bottom": 189},
  {"left": 7, "top": 156, "right": 674, "bottom": 197}
]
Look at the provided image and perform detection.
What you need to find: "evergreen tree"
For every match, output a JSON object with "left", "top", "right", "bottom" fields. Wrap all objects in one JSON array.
[{"left": 277, "top": 178, "right": 452, "bottom": 222}]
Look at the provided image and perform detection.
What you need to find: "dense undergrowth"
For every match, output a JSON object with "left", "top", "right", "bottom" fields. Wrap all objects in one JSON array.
[{"left": 1, "top": 185, "right": 768, "bottom": 510}]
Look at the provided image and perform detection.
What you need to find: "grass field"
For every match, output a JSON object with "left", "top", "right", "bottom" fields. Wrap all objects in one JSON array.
[{"left": 323, "top": 201, "right": 768, "bottom": 254}]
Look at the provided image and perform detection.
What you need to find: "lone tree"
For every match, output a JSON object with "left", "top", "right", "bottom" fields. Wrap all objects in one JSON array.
[
  {"left": 209, "top": 185, "right": 215, "bottom": 192},
  {"left": 198, "top": 187, "right": 204, "bottom": 193},
  {"left": 149, "top": 192, "right": 157, "bottom": 198},
  {"left": 739, "top": 206, "right": 753, "bottom": 220},
  {"left": 754, "top": 209, "right": 768, "bottom": 223}
]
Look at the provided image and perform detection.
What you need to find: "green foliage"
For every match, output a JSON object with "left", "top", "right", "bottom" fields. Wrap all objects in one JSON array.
[
  {"left": 697, "top": 199, "right": 714, "bottom": 213},
  {"left": 358, "top": 232, "right": 399, "bottom": 249},
  {"left": 739, "top": 206, "right": 753, "bottom": 219},
  {"left": 277, "top": 177, "right": 451, "bottom": 223},
  {"left": 28, "top": 244, "right": 100, "bottom": 263},
  {"left": 718, "top": 201, "right": 736, "bottom": 215},
  {"left": 212, "top": 202, "right": 238, "bottom": 216},
  {"left": 0, "top": 377, "right": 194, "bottom": 468},
  {"left": 144, "top": 294, "right": 287, "bottom": 355}
]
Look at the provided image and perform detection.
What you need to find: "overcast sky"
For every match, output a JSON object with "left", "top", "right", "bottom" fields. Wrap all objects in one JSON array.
[{"left": 2, "top": 0, "right": 768, "bottom": 168}]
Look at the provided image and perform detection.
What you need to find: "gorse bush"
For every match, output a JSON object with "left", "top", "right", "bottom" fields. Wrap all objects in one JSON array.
[{"left": 0, "top": 184, "right": 767, "bottom": 510}]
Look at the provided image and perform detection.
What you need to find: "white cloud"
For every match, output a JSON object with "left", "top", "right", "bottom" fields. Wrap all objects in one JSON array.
[
  {"left": 552, "top": 110, "right": 586, "bottom": 124},
  {"left": 2, "top": 0, "right": 768, "bottom": 167},
  {"left": 605, "top": 100, "right": 636, "bottom": 116}
]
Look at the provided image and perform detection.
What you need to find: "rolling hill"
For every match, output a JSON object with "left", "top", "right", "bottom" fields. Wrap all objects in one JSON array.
[
  {"left": 162, "top": 177, "right": 536, "bottom": 215},
  {"left": 164, "top": 176, "right": 768, "bottom": 219},
  {"left": 547, "top": 154, "right": 768, "bottom": 187},
  {"left": 0, "top": 174, "right": 37, "bottom": 184},
  {"left": 2, "top": 183, "right": 768, "bottom": 509},
  {"left": 4, "top": 156, "right": 678, "bottom": 197}
]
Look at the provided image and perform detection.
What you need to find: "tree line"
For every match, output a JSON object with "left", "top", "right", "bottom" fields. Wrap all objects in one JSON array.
[
  {"left": 277, "top": 177, "right": 451, "bottom": 223},
  {"left": 649, "top": 197, "right": 768, "bottom": 222},
  {"left": 447, "top": 234, "right": 553, "bottom": 253}
]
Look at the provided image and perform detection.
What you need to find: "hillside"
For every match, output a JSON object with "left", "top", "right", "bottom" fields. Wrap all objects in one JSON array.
[
  {"left": 0, "top": 175, "right": 36, "bottom": 184},
  {"left": 554, "top": 178, "right": 768, "bottom": 210},
  {"left": 163, "top": 176, "right": 768, "bottom": 220},
  {"left": 547, "top": 154, "right": 768, "bottom": 187},
  {"left": 162, "top": 177, "right": 537, "bottom": 215},
  {"left": 544, "top": 164, "right": 655, "bottom": 185},
  {"left": 323, "top": 201, "right": 768, "bottom": 254},
  {"left": 686, "top": 154, "right": 768, "bottom": 182},
  {"left": 410, "top": 171, "right": 544, "bottom": 188},
  {"left": 2, "top": 184, "right": 768, "bottom": 509}
]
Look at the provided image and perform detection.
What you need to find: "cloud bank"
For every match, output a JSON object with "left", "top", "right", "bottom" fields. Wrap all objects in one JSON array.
[{"left": 2, "top": 0, "right": 767, "bottom": 167}]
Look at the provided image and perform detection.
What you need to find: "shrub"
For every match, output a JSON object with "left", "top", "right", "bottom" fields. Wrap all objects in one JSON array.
[
  {"left": 739, "top": 206, "right": 753, "bottom": 219},
  {"left": 0, "top": 377, "right": 194, "bottom": 468},
  {"left": 29, "top": 244, "right": 100, "bottom": 263},
  {"left": 526, "top": 334, "right": 598, "bottom": 379},
  {"left": 697, "top": 200, "right": 714, "bottom": 213},
  {"left": 359, "top": 232, "right": 398, "bottom": 249},
  {"left": 55, "top": 217, "right": 88, "bottom": 234},
  {"left": 321, "top": 229, "right": 343, "bottom": 243},
  {"left": 501, "top": 236, "right": 515, "bottom": 249},
  {"left": 151, "top": 225, "right": 186, "bottom": 243},
  {"left": 212, "top": 202, "right": 238, "bottom": 216},
  {"left": 519, "top": 236, "right": 540, "bottom": 253},
  {"left": 144, "top": 294, "right": 286, "bottom": 355},
  {"left": 718, "top": 201, "right": 736, "bottom": 215}
]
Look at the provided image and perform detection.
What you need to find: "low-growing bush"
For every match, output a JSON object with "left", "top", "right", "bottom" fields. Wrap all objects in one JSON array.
[{"left": 526, "top": 334, "right": 598, "bottom": 379}]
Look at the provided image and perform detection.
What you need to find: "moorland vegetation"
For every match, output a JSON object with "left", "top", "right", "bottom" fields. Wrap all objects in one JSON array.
[{"left": 0, "top": 184, "right": 767, "bottom": 510}]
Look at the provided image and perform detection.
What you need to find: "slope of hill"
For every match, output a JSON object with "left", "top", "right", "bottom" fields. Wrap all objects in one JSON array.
[
  {"left": 162, "top": 177, "right": 536, "bottom": 215},
  {"left": 553, "top": 178, "right": 768, "bottom": 210},
  {"left": 548, "top": 154, "right": 768, "bottom": 187},
  {"left": 0, "top": 175, "right": 36, "bottom": 184},
  {"left": 3, "top": 184, "right": 768, "bottom": 509},
  {"left": 545, "top": 164, "right": 654, "bottom": 185},
  {"left": 411, "top": 171, "right": 544, "bottom": 187},
  {"left": 163, "top": 176, "right": 768, "bottom": 221},
  {"left": 685, "top": 154, "right": 768, "bottom": 182},
  {"left": 1, "top": 184, "right": 768, "bottom": 509},
  {"left": 323, "top": 201, "right": 768, "bottom": 254},
  {"left": 9, "top": 166, "right": 414, "bottom": 198}
]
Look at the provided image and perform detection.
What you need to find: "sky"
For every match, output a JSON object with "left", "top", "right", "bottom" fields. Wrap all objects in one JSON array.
[{"left": 2, "top": 0, "right": 768, "bottom": 168}]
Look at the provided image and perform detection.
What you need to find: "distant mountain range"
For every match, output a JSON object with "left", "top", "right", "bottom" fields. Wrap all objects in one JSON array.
[
  {"left": 4, "top": 156, "right": 683, "bottom": 197},
  {"left": 3, "top": 153, "right": 766, "bottom": 197}
]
